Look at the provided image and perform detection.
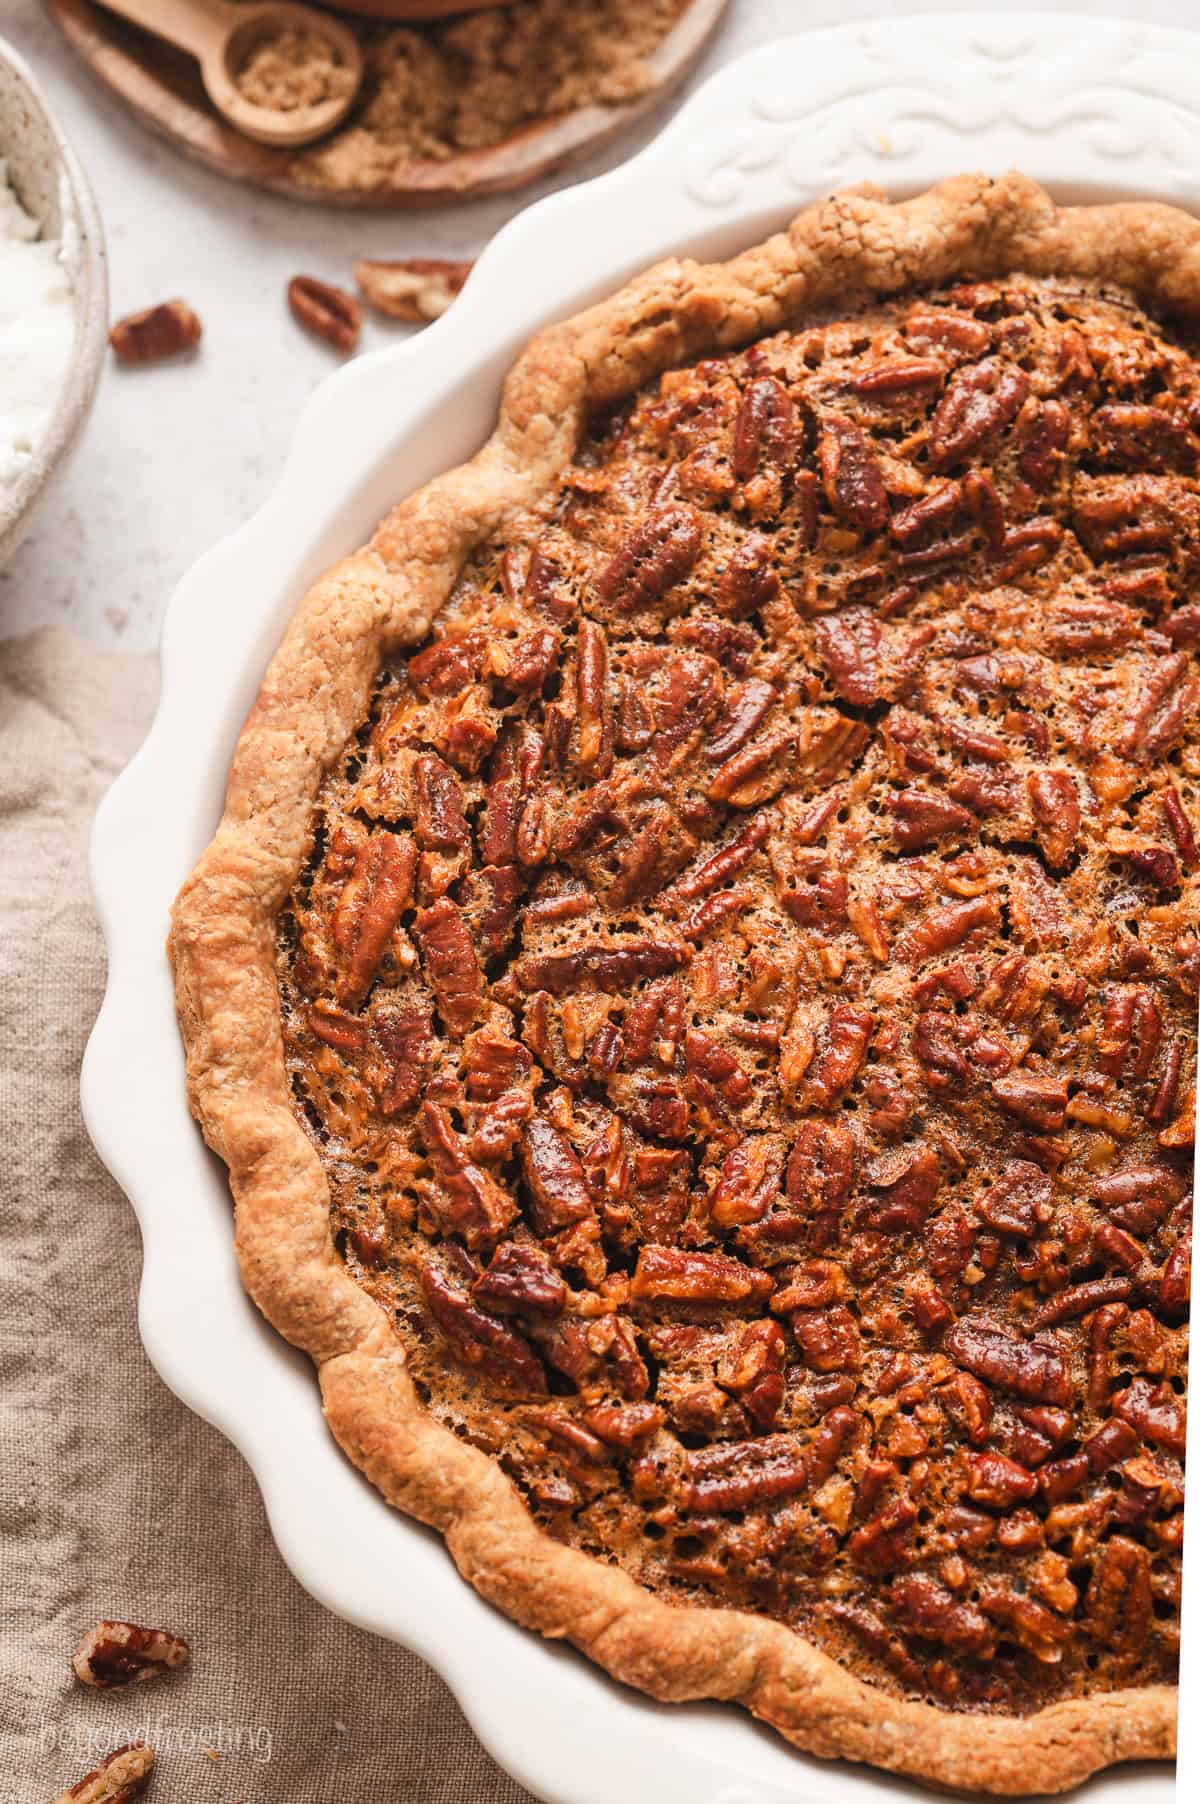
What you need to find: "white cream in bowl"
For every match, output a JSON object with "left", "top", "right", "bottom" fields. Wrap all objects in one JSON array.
[{"left": 0, "top": 157, "right": 74, "bottom": 496}]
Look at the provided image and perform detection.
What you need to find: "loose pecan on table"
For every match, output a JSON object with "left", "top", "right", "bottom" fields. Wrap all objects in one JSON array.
[
  {"left": 71, "top": 1620, "right": 189, "bottom": 1688},
  {"left": 288, "top": 275, "right": 362, "bottom": 353},
  {"left": 51, "top": 1745, "right": 154, "bottom": 1804},
  {"left": 110, "top": 301, "right": 201, "bottom": 365},
  {"left": 354, "top": 258, "right": 473, "bottom": 322}
]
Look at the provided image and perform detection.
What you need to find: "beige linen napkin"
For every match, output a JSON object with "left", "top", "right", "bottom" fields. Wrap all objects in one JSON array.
[{"left": 0, "top": 626, "right": 534, "bottom": 1804}]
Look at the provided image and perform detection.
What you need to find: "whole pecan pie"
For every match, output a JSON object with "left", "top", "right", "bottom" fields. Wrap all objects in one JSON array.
[{"left": 171, "top": 175, "right": 1193, "bottom": 1792}]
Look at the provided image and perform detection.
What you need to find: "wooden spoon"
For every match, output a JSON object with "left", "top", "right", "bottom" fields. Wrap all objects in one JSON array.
[{"left": 97, "top": 0, "right": 363, "bottom": 146}]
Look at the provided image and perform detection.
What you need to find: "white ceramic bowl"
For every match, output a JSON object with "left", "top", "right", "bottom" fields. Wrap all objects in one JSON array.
[
  {"left": 85, "top": 13, "right": 1193, "bottom": 1804},
  {"left": 0, "top": 36, "right": 107, "bottom": 566}
]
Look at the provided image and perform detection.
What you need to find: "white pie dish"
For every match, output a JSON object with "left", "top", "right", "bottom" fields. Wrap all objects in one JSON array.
[
  {"left": 83, "top": 12, "right": 1194, "bottom": 1803},
  {"left": 0, "top": 35, "right": 106, "bottom": 568}
]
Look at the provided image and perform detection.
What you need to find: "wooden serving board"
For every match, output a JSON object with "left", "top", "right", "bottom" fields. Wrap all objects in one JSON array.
[
  {"left": 331, "top": 3, "right": 509, "bottom": 16},
  {"left": 49, "top": 0, "right": 730, "bottom": 210}
]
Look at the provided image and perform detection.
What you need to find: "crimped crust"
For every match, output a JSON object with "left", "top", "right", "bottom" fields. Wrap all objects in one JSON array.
[{"left": 169, "top": 175, "right": 1188, "bottom": 1792}]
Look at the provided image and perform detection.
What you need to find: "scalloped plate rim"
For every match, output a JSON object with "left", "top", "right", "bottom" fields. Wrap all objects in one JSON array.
[{"left": 83, "top": 14, "right": 1193, "bottom": 1802}]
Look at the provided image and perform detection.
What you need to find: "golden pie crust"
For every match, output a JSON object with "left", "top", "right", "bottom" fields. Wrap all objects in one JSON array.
[{"left": 170, "top": 174, "right": 1190, "bottom": 1792}]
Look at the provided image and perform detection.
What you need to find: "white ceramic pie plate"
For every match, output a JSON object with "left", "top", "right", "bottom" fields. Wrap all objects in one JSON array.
[{"left": 84, "top": 13, "right": 1194, "bottom": 1802}]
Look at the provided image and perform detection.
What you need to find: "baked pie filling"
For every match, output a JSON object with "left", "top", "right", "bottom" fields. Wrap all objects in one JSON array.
[{"left": 277, "top": 275, "right": 1192, "bottom": 1716}]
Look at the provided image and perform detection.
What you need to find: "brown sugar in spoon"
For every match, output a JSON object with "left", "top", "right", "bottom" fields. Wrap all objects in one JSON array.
[{"left": 97, "top": 0, "right": 364, "bottom": 146}]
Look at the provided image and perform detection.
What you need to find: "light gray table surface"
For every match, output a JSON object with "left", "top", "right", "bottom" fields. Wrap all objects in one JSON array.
[{"left": 1, "top": 0, "right": 1195, "bottom": 648}]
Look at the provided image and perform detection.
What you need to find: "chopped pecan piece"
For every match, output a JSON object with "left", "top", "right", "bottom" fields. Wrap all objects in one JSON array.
[
  {"left": 110, "top": 299, "right": 201, "bottom": 365},
  {"left": 581, "top": 1402, "right": 661, "bottom": 1448},
  {"left": 708, "top": 1136, "right": 785, "bottom": 1226},
  {"left": 1027, "top": 770, "right": 1080, "bottom": 869},
  {"left": 1114, "top": 1377, "right": 1187, "bottom": 1454},
  {"left": 1085, "top": 1535, "right": 1153, "bottom": 1654},
  {"left": 353, "top": 256, "right": 471, "bottom": 321},
  {"left": 514, "top": 938, "right": 684, "bottom": 995},
  {"left": 890, "top": 1574, "right": 993, "bottom": 1654},
  {"left": 800, "top": 1006, "right": 875, "bottom": 1110},
  {"left": 418, "top": 1100, "right": 518, "bottom": 1246},
  {"left": 520, "top": 1117, "right": 594, "bottom": 1233},
  {"left": 848, "top": 1494, "right": 919, "bottom": 1571},
  {"left": 631, "top": 1246, "right": 773, "bottom": 1306},
  {"left": 421, "top": 1263, "right": 546, "bottom": 1394},
  {"left": 309, "top": 1002, "right": 368, "bottom": 1055},
  {"left": 1030, "top": 1276, "right": 1134, "bottom": 1329},
  {"left": 72, "top": 1622, "right": 189, "bottom": 1688},
  {"left": 978, "top": 1584, "right": 1072, "bottom": 1663},
  {"left": 966, "top": 1451, "right": 1038, "bottom": 1509},
  {"left": 990, "top": 1071, "right": 1068, "bottom": 1132},
  {"left": 899, "top": 896, "right": 1000, "bottom": 966},
  {"left": 977, "top": 1160, "right": 1050, "bottom": 1236},
  {"left": 473, "top": 1243, "right": 566, "bottom": 1317},
  {"left": 708, "top": 680, "right": 777, "bottom": 761},
  {"left": 53, "top": 1745, "right": 155, "bottom": 1804},
  {"left": 1093, "top": 402, "right": 1198, "bottom": 473}
]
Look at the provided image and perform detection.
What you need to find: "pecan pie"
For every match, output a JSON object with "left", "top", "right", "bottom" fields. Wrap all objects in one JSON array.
[{"left": 171, "top": 175, "right": 1193, "bottom": 1792}]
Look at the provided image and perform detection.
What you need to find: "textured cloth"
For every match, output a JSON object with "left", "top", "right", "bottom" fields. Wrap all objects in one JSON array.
[{"left": 0, "top": 627, "right": 533, "bottom": 1804}]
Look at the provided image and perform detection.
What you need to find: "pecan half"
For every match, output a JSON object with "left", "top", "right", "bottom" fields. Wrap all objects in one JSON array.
[
  {"left": 354, "top": 257, "right": 472, "bottom": 322},
  {"left": 719, "top": 531, "right": 782, "bottom": 614},
  {"left": 575, "top": 619, "right": 612, "bottom": 773},
  {"left": 818, "top": 415, "right": 889, "bottom": 534},
  {"left": 800, "top": 1005, "right": 875, "bottom": 1110},
  {"left": 1114, "top": 1377, "right": 1187, "bottom": 1454},
  {"left": 412, "top": 897, "right": 483, "bottom": 1034},
  {"left": 891, "top": 789, "right": 975, "bottom": 850},
  {"left": 1027, "top": 770, "right": 1080, "bottom": 869},
  {"left": 929, "top": 358, "right": 1028, "bottom": 468},
  {"left": 598, "top": 506, "right": 702, "bottom": 612},
  {"left": 514, "top": 938, "right": 684, "bottom": 995},
  {"left": 71, "top": 1622, "right": 189, "bottom": 1688},
  {"left": 733, "top": 375, "right": 797, "bottom": 481},
  {"left": 945, "top": 1318, "right": 1071, "bottom": 1405},
  {"left": 53, "top": 1746, "right": 154, "bottom": 1804},
  {"left": 110, "top": 300, "right": 201, "bottom": 365},
  {"left": 288, "top": 275, "right": 362, "bottom": 352},
  {"left": 681, "top": 1409, "right": 855, "bottom": 1512},
  {"left": 421, "top": 1263, "right": 546, "bottom": 1394},
  {"left": 332, "top": 831, "right": 416, "bottom": 1007}
]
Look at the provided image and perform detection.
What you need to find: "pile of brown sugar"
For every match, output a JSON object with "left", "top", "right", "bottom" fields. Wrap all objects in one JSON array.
[
  {"left": 235, "top": 29, "right": 357, "bottom": 113},
  {"left": 234, "top": 0, "right": 687, "bottom": 191}
]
